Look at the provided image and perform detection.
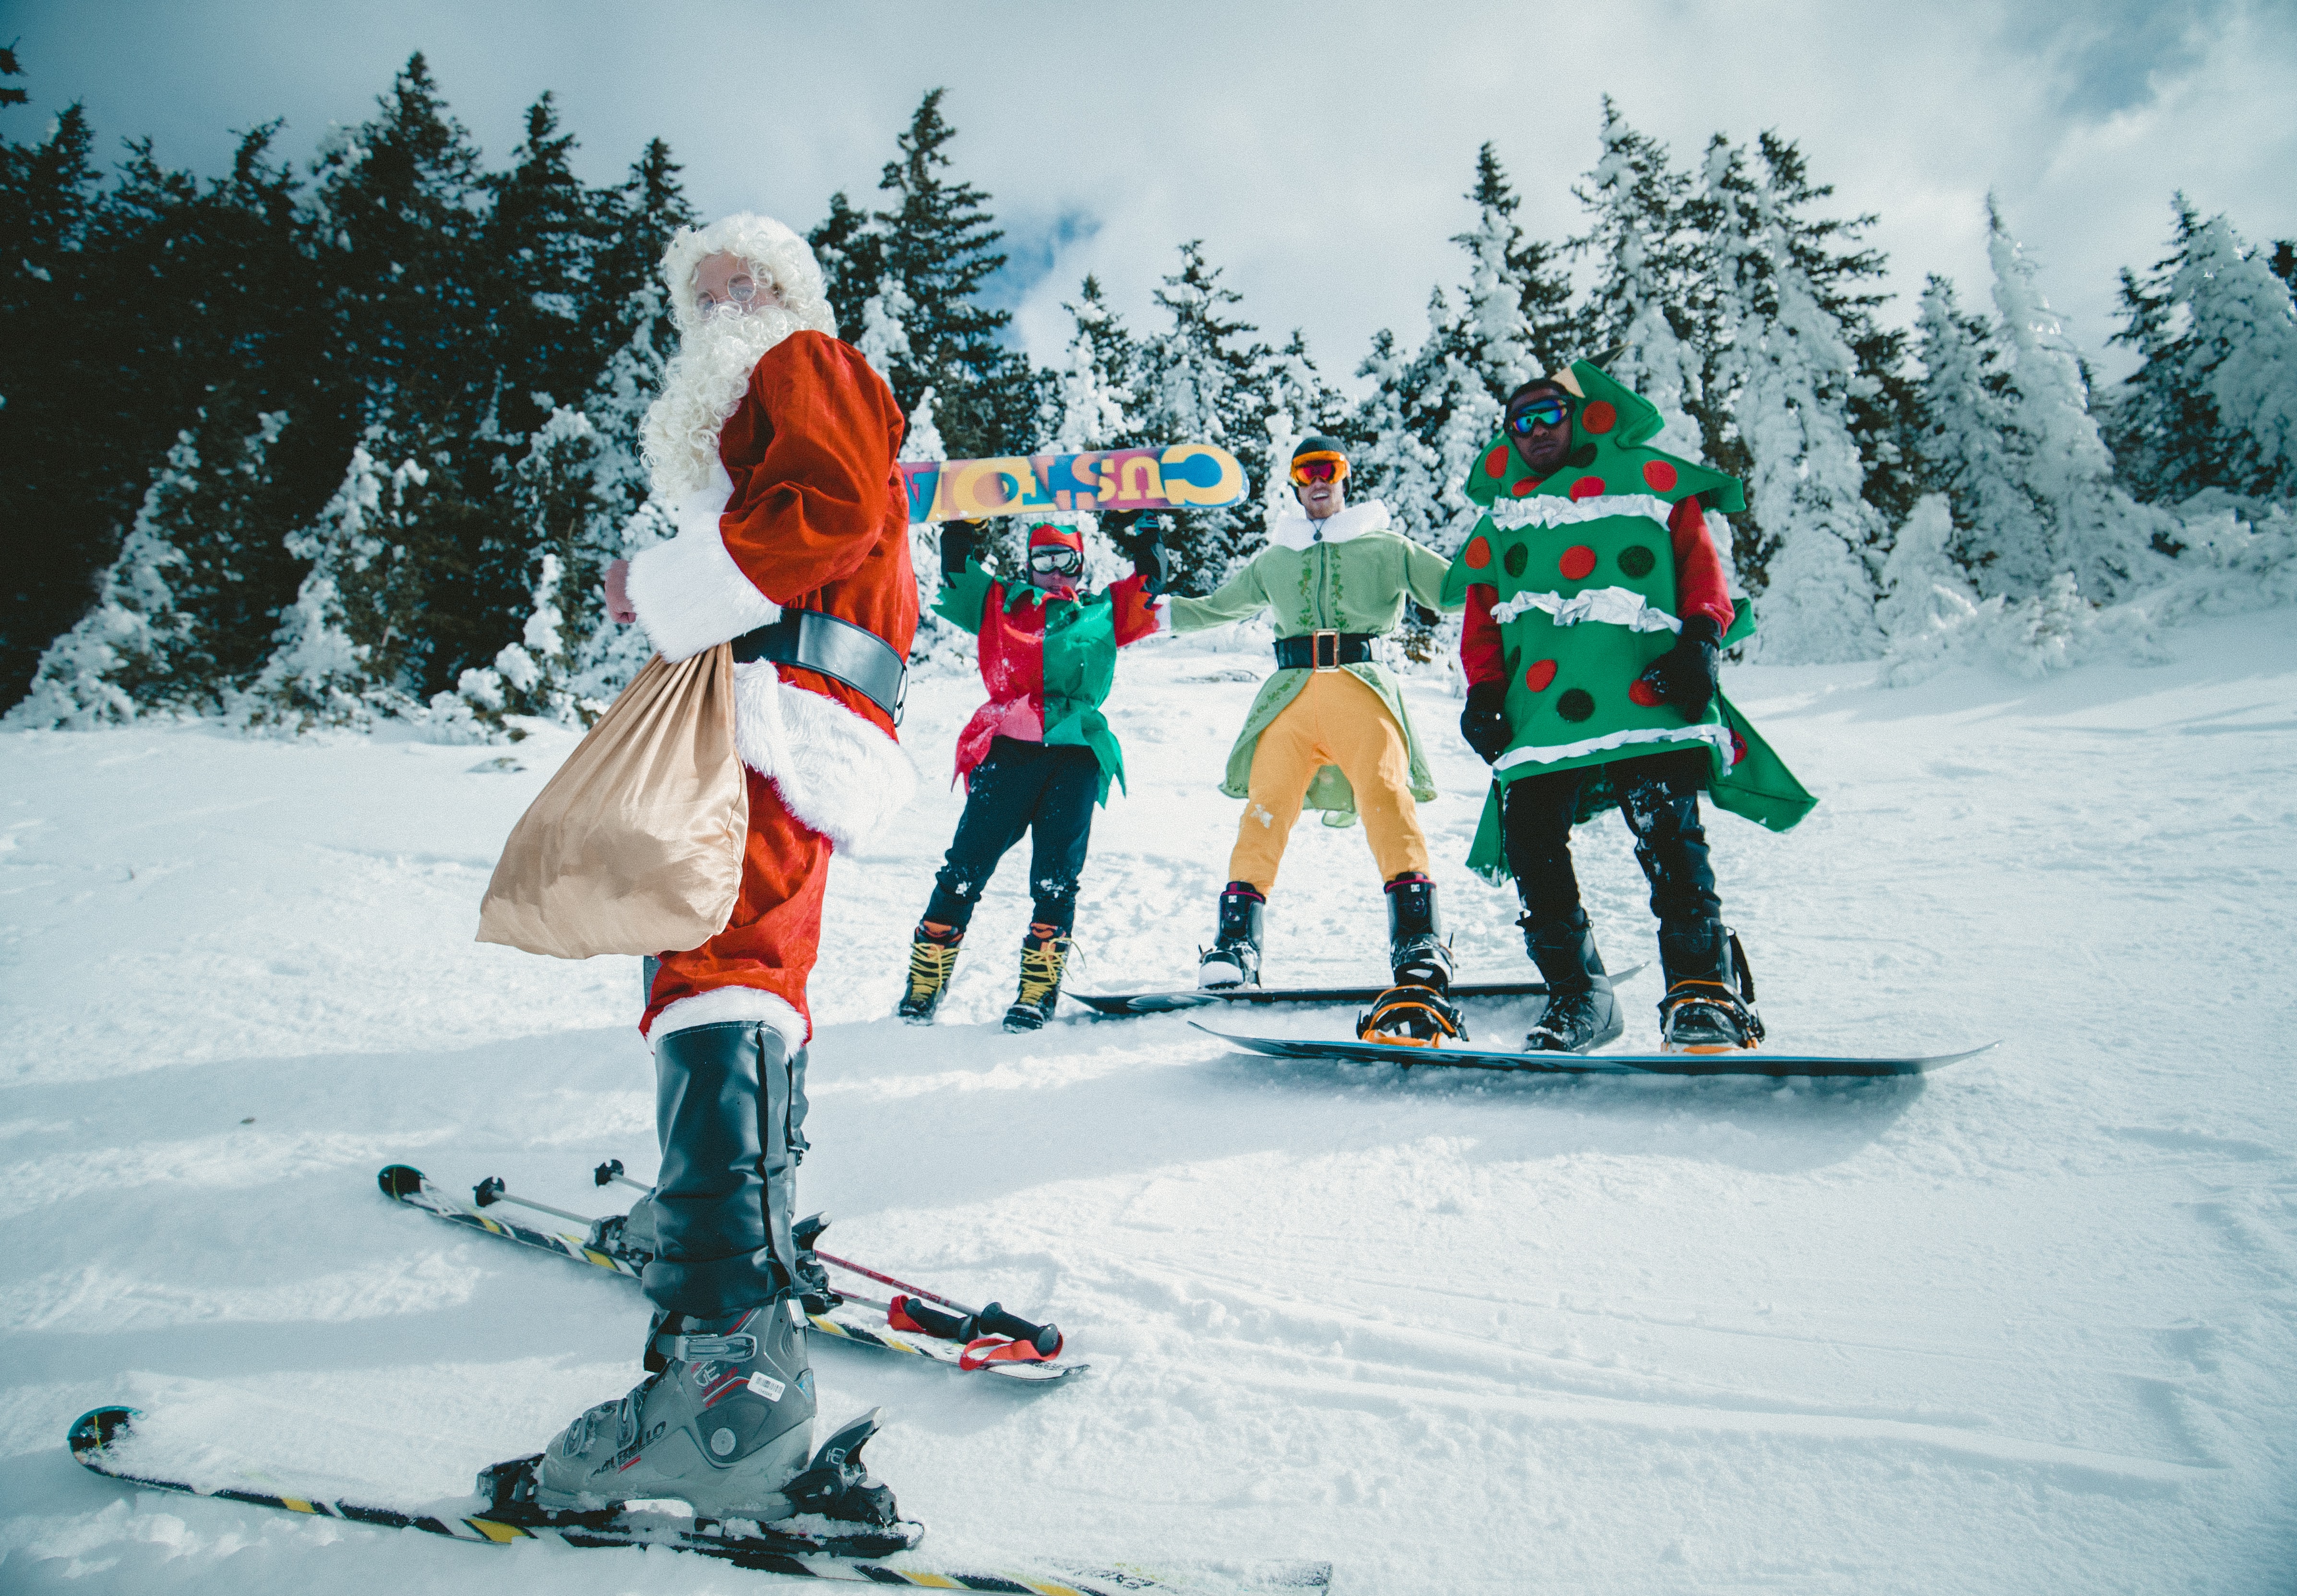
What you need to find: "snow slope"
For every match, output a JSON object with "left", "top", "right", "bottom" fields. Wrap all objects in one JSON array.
[{"left": 3, "top": 612, "right": 2293, "bottom": 1593}]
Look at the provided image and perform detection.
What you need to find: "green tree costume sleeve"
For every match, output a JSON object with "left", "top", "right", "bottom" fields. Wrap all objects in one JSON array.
[
  {"left": 1168, "top": 563, "right": 1266, "bottom": 632},
  {"left": 931, "top": 562, "right": 996, "bottom": 636}
]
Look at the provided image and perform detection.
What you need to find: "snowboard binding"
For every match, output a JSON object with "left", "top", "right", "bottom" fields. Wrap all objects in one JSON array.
[
  {"left": 1356, "top": 984, "right": 1469, "bottom": 1048},
  {"left": 1657, "top": 928, "right": 1764, "bottom": 1054}
]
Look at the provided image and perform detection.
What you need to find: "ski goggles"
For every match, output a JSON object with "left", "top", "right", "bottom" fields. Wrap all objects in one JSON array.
[
  {"left": 1507, "top": 396, "right": 1571, "bottom": 434},
  {"left": 1290, "top": 453, "right": 1349, "bottom": 485},
  {"left": 1026, "top": 542, "right": 1084, "bottom": 576}
]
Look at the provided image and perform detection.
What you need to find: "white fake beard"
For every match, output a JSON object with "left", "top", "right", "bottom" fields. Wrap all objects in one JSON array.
[{"left": 641, "top": 305, "right": 807, "bottom": 502}]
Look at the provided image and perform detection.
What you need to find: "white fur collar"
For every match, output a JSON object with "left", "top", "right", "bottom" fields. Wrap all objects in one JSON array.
[{"left": 1268, "top": 500, "right": 1392, "bottom": 552}]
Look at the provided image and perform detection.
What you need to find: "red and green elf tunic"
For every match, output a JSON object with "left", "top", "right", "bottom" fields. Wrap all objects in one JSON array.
[
  {"left": 1442, "top": 360, "right": 1817, "bottom": 881},
  {"left": 933, "top": 532, "right": 1162, "bottom": 804}
]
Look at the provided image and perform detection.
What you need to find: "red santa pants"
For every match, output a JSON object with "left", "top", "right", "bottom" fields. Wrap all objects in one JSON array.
[{"left": 643, "top": 767, "right": 829, "bottom": 1041}]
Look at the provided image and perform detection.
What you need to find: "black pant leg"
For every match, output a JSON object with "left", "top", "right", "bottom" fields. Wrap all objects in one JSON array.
[
  {"left": 1022, "top": 746, "right": 1102, "bottom": 934},
  {"left": 1500, "top": 767, "right": 1590, "bottom": 925},
  {"left": 924, "top": 739, "right": 1053, "bottom": 929},
  {"left": 1615, "top": 750, "right": 1722, "bottom": 924}
]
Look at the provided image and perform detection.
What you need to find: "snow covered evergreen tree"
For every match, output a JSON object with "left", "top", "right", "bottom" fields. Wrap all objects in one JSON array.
[
  {"left": 1142, "top": 241, "right": 1270, "bottom": 588},
  {"left": 1573, "top": 99, "right": 1707, "bottom": 461},
  {"left": 1048, "top": 276, "right": 1138, "bottom": 453},
  {"left": 1352, "top": 328, "right": 1447, "bottom": 548},
  {"left": 1874, "top": 493, "right": 1976, "bottom": 643},
  {"left": 1703, "top": 137, "right": 1883, "bottom": 661},
  {"left": 1914, "top": 274, "right": 2041, "bottom": 595},
  {"left": 2168, "top": 213, "right": 2297, "bottom": 501}
]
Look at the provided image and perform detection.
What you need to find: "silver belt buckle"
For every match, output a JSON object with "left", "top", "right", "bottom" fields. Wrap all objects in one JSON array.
[{"left": 1312, "top": 629, "right": 1341, "bottom": 672}]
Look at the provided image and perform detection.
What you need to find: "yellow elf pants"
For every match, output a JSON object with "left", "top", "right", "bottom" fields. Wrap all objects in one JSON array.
[{"left": 1227, "top": 669, "right": 1431, "bottom": 894}]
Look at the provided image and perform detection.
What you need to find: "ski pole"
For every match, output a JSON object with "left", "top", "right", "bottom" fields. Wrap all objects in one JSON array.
[
  {"left": 471, "top": 1176, "right": 597, "bottom": 1229},
  {"left": 593, "top": 1158, "right": 652, "bottom": 1197},
  {"left": 813, "top": 1248, "right": 1060, "bottom": 1356}
]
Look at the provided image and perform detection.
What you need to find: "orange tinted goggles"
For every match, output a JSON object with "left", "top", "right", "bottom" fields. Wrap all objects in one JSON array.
[{"left": 1290, "top": 453, "right": 1349, "bottom": 485}]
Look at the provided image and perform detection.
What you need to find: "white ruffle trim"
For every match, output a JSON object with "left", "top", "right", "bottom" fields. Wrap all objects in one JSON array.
[
  {"left": 1490, "top": 585, "right": 1683, "bottom": 634},
  {"left": 1494, "top": 721, "right": 1732, "bottom": 771},
  {"left": 648, "top": 985, "right": 808, "bottom": 1054},
  {"left": 1268, "top": 500, "right": 1392, "bottom": 551},
  {"left": 1485, "top": 493, "right": 1672, "bottom": 531},
  {"left": 731, "top": 660, "right": 917, "bottom": 853},
  {"left": 625, "top": 461, "right": 783, "bottom": 662}
]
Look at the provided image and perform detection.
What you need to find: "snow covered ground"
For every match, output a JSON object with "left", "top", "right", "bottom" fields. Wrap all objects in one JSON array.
[{"left": 3, "top": 610, "right": 2293, "bottom": 1594}]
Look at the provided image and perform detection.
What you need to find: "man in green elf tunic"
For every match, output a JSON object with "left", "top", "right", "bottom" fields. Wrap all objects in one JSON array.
[
  {"left": 1170, "top": 436, "right": 1461, "bottom": 1023},
  {"left": 1447, "top": 361, "right": 1815, "bottom": 1053}
]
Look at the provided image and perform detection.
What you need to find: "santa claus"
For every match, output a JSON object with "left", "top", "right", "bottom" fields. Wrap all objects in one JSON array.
[{"left": 526, "top": 213, "right": 918, "bottom": 1541}]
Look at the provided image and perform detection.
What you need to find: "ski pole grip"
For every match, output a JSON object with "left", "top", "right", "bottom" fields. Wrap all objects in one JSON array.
[
  {"left": 888, "top": 1294, "right": 974, "bottom": 1342},
  {"left": 975, "top": 1302, "right": 1062, "bottom": 1357},
  {"left": 473, "top": 1176, "right": 505, "bottom": 1208}
]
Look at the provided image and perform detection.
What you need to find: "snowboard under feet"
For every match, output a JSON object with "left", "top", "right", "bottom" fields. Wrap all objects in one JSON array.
[{"left": 1193, "top": 1023, "right": 1996, "bottom": 1078}]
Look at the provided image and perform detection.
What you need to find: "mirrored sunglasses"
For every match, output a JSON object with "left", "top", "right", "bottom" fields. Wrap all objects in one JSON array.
[
  {"left": 1027, "top": 543, "right": 1083, "bottom": 575},
  {"left": 1291, "top": 458, "right": 1345, "bottom": 484},
  {"left": 1507, "top": 398, "right": 1570, "bottom": 435}
]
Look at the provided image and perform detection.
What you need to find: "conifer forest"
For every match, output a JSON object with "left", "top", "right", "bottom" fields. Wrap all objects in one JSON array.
[{"left": 6, "top": 48, "right": 2295, "bottom": 732}]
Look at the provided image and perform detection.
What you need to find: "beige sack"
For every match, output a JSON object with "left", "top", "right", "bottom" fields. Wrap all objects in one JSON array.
[{"left": 477, "top": 645, "right": 748, "bottom": 959}]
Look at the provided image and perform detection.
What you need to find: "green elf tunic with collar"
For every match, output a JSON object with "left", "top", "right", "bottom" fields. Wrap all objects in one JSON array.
[
  {"left": 1441, "top": 361, "right": 1817, "bottom": 881},
  {"left": 1169, "top": 502, "right": 1457, "bottom": 824}
]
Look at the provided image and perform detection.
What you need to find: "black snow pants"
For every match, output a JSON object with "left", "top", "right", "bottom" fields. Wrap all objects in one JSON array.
[
  {"left": 1501, "top": 747, "right": 1721, "bottom": 926},
  {"left": 923, "top": 737, "right": 1101, "bottom": 935}
]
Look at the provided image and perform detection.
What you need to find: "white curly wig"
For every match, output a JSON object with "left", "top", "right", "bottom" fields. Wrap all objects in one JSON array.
[
  {"left": 657, "top": 211, "right": 836, "bottom": 338},
  {"left": 642, "top": 213, "right": 840, "bottom": 501}
]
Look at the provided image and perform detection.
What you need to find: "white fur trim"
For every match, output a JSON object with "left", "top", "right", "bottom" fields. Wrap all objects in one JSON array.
[
  {"left": 1268, "top": 500, "right": 1392, "bottom": 551},
  {"left": 625, "top": 462, "right": 783, "bottom": 663},
  {"left": 1490, "top": 585, "right": 1683, "bottom": 634},
  {"left": 1495, "top": 720, "right": 1733, "bottom": 771},
  {"left": 648, "top": 985, "right": 807, "bottom": 1055},
  {"left": 659, "top": 213, "right": 837, "bottom": 340},
  {"left": 1486, "top": 493, "right": 1673, "bottom": 531},
  {"left": 731, "top": 660, "right": 917, "bottom": 852}
]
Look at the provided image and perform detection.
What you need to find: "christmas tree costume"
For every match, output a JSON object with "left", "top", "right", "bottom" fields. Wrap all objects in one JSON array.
[
  {"left": 1169, "top": 437, "right": 1460, "bottom": 1003},
  {"left": 1447, "top": 361, "right": 1815, "bottom": 1052},
  {"left": 900, "top": 516, "right": 1165, "bottom": 1032}
]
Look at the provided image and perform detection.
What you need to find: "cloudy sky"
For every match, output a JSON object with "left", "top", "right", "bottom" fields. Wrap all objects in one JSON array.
[{"left": 12, "top": 0, "right": 2295, "bottom": 390}]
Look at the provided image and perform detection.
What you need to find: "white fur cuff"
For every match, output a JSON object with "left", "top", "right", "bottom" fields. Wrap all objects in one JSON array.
[
  {"left": 627, "top": 516, "right": 783, "bottom": 663},
  {"left": 648, "top": 985, "right": 809, "bottom": 1054}
]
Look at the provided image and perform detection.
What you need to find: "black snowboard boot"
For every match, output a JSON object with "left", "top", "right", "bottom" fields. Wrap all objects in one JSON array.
[
  {"left": 1521, "top": 912, "right": 1624, "bottom": 1053},
  {"left": 1003, "top": 926, "right": 1073, "bottom": 1031},
  {"left": 897, "top": 924, "right": 963, "bottom": 1024},
  {"left": 1384, "top": 873, "right": 1454, "bottom": 991},
  {"left": 1656, "top": 919, "right": 1764, "bottom": 1052},
  {"left": 1196, "top": 882, "right": 1265, "bottom": 989}
]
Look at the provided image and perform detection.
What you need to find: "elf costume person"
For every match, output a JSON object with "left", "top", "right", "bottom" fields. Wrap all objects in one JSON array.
[
  {"left": 1169, "top": 437, "right": 1462, "bottom": 1027},
  {"left": 897, "top": 513, "right": 1169, "bottom": 1030},
  {"left": 560, "top": 213, "right": 916, "bottom": 1533},
  {"left": 1448, "top": 360, "right": 1815, "bottom": 1054}
]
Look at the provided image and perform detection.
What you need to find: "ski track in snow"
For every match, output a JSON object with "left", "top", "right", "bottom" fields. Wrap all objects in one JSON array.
[{"left": 2, "top": 614, "right": 2294, "bottom": 1593}]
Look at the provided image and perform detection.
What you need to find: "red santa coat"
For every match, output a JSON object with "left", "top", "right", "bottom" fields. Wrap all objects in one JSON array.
[{"left": 623, "top": 329, "right": 918, "bottom": 1046}]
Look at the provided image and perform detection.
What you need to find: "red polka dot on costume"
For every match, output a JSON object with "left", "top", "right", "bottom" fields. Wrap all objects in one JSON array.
[
  {"left": 1642, "top": 459, "right": 1677, "bottom": 492},
  {"left": 1464, "top": 536, "right": 1491, "bottom": 570},
  {"left": 1511, "top": 477, "right": 1540, "bottom": 497},
  {"left": 1581, "top": 401, "right": 1616, "bottom": 434},
  {"left": 1558, "top": 545, "right": 1597, "bottom": 580},
  {"left": 1570, "top": 475, "right": 1606, "bottom": 501},
  {"left": 1484, "top": 445, "right": 1511, "bottom": 479},
  {"left": 1525, "top": 659, "right": 1557, "bottom": 691},
  {"left": 1628, "top": 678, "right": 1665, "bottom": 708},
  {"left": 1730, "top": 730, "right": 1748, "bottom": 766}
]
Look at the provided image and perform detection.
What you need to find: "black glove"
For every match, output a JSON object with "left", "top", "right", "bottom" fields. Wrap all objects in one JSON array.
[
  {"left": 1460, "top": 680, "right": 1510, "bottom": 765},
  {"left": 939, "top": 519, "right": 981, "bottom": 577},
  {"left": 1640, "top": 613, "right": 1722, "bottom": 717},
  {"left": 1133, "top": 529, "right": 1171, "bottom": 597}
]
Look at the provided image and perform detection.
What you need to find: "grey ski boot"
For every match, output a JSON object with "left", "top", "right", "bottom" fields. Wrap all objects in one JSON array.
[
  {"left": 526, "top": 1020, "right": 906, "bottom": 1536},
  {"left": 1522, "top": 912, "right": 1624, "bottom": 1053}
]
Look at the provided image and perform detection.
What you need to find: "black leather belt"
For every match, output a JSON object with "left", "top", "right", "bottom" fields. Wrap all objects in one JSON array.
[
  {"left": 731, "top": 609, "right": 907, "bottom": 722},
  {"left": 1273, "top": 630, "right": 1375, "bottom": 671}
]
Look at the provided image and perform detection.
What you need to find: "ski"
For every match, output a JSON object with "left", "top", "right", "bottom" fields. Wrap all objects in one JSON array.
[
  {"left": 70, "top": 1407, "right": 1328, "bottom": 1592},
  {"left": 1069, "top": 963, "right": 1648, "bottom": 1016},
  {"left": 1192, "top": 1024, "right": 1996, "bottom": 1079},
  {"left": 379, "top": 1165, "right": 1084, "bottom": 1384}
]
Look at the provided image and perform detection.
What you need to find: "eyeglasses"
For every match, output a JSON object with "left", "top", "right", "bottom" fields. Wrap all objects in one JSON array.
[
  {"left": 1027, "top": 543, "right": 1083, "bottom": 576},
  {"left": 1290, "top": 456, "right": 1347, "bottom": 485},
  {"left": 697, "top": 275, "right": 759, "bottom": 314},
  {"left": 1507, "top": 398, "right": 1570, "bottom": 435}
]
